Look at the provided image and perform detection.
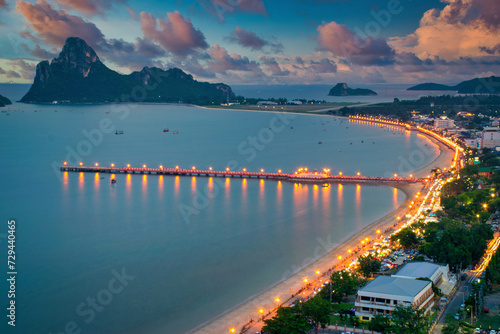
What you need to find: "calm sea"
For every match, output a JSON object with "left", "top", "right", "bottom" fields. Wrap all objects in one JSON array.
[{"left": 0, "top": 84, "right": 438, "bottom": 334}]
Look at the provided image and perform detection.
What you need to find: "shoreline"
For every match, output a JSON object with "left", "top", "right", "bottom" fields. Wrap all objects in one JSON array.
[{"left": 188, "top": 113, "right": 456, "bottom": 334}]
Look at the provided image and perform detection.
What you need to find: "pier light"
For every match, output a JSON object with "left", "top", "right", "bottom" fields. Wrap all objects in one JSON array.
[
  {"left": 95, "top": 163, "right": 99, "bottom": 166},
  {"left": 175, "top": 166, "right": 179, "bottom": 169},
  {"left": 294, "top": 172, "right": 298, "bottom": 175},
  {"left": 111, "top": 163, "right": 115, "bottom": 167},
  {"left": 127, "top": 164, "right": 131, "bottom": 168},
  {"left": 278, "top": 169, "right": 282, "bottom": 173},
  {"left": 79, "top": 162, "right": 83, "bottom": 166},
  {"left": 314, "top": 172, "right": 318, "bottom": 175},
  {"left": 305, "top": 168, "right": 308, "bottom": 171},
  {"left": 243, "top": 168, "right": 247, "bottom": 172},
  {"left": 192, "top": 166, "right": 196, "bottom": 170},
  {"left": 261, "top": 169, "right": 264, "bottom": 173},
  {"left": 63, "top": 161, "right": 67, "bottom": 165},
  {"left": 226, "top": 167, "right": 230, "bottom": 171},
  {"left": 409, "top": 174, "right": 413, "bottom": 178},
  {"left": 209, "top": 167, "right": 213, "bottom": 171},
  {"left": 394, "top": 173, "right": 398, "bottom": 177},
  {"left": 339, "top": 172, "right": 343, "bottom": 175},
  {"left": 357, "top": 172, "right": 360, "bottom": 176},
  {"left": 159, "top": 165, "right": 163, "bottom": 169},
  {"left": 143, "top": 164, "right": 146, "bottom": 168}
]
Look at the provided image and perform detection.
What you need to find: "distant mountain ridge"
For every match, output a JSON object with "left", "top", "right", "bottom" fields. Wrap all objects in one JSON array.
[
  {"left": 328, "top": 83, "right": 377, "bottom": 96},
  {"left": 21, "top": 37, "right": 235, "bottom": 104},
  {"left": 0, "top": 94, "right": 12, "bottom": 107},
  {"left": 408, "top": 76, "right": 500, "bottom": 94}
]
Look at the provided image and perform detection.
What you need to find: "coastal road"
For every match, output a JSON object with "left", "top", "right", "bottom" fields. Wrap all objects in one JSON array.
[{"left": 305, "top": 102, "right": 379, "bottom": 113}]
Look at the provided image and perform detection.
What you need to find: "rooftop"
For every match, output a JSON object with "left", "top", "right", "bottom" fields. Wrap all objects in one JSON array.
[
  {"left": 359, "top": 276, "right": 431, "bottom": 297},
  {"left": 393, "top": 262, "right": 442, "bottom": 280}
]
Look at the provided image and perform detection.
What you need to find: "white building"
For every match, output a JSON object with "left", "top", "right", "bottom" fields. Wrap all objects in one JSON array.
[
  {"left": 434, "top": 117, "right": 455, "bottom": 129},
  {"left": 481, "top": 127, "right": 500, "bottom": 149},
  {"left": 465, "top": 138, "right": 480, "bottom": 148},
  {"left": 355, "top": 276, "right": 434, "bottom": 320}
]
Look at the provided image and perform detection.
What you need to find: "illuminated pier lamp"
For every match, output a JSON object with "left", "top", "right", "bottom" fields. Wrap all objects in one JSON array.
[
  {"left": 63, "top": 161, "right": 67, "bottom": 165},
  {"left": 127, "top": 164, "right": 131, "bottom": 168},
  {"left": 159, "top": 165, "right": 163, "bottom": 169},
  {"left": 394, "top": 173, "right": 398, "bottom": 177},
  {"left": 260, "top": 169, "right": 264, "bottom": 173},
  {"left": 192, "top": 166, "right": 196, "bottom": 170},
  {"left": 111, "top": 163, "right": 115, "bottom": 167},
  {"left": 143, "top": 164, "right": 147, "bottom": 168},
  {"left": 357, "top": 172, "right": 361, "bottom": 176},
  {"left": 278, "top": 169, "right": 282, "bottom": 173},
  {"left": 175, "top": 166, "right": 179, "bottom": 169},
  {"left": 209, "top": 167, "right": 213, "bottom": 171},
  {"left": 339, "top": 172, "right": 343, "bottom": 175},
  {"left": 95, "top": 163, "right": 99, "bottom": 167},
  {"left": 226, "top": 167, "right": 230, "bottom": 171},
  {"left": 79, "top": 162, "right": 83, "bottom": 166},
  {"left": 243, "top": 168, "right": 247, "bottom": 172}
]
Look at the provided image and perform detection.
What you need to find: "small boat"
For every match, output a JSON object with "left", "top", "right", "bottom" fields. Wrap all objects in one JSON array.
[
  {"left": 115, "top": 130, "right": 124, "bottom": 135},
  {"left": 173, "top": 130, "right": 179, "bottom": 134},
  {"left": 318, "top": 141, "right": 322, "bottom": 144},
  {"left": 111, "top": 179, "right": 117, "bottom": 184},
  {"left": 290, "top": 126, "right": 293, "bottom": 129},
  {"left": 338, "top": 149, "right": 341, "bottom": 152},
  {"left": 163, "top": 128, "right": 169, "bottom": 132},
  {"left": 100, "top": 176, "right": 105, "bottom": 179}
]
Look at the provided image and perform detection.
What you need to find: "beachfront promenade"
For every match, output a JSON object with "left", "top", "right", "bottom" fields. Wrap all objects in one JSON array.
[{"left": 59, "top": 165, "right": 426, "bottom": 184}]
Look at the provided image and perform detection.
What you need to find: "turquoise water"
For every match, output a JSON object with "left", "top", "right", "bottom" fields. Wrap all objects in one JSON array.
[{"left": 0, "top": 100, "right": 438, "bottom": 333}]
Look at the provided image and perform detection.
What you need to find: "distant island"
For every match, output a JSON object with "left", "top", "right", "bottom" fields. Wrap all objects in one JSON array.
[
  {"left": 407, "top": 76, "right": 500, "bottom": 94},
  {"left": 21, "top": 37, "right": 235, "bottom": 105},
  {"left": 0, "top": 94, "right": 12, "bottom": 107},
  {"left": 328, "top": 83, "right": 377, "bottom": 96}
]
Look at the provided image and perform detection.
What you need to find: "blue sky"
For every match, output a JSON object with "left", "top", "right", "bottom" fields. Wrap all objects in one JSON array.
[{"left": 0, "top": 0, "right": 499, "bottom": 85}]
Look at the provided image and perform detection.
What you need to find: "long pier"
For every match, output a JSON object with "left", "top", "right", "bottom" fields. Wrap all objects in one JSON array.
[{"left": 60, "top": 165, "right": 426, "bottom": 184}]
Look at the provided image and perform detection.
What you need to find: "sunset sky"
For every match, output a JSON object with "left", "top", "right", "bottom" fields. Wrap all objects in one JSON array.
[{"left": 0, "top": 0, "right": 499, "bottom": 85}]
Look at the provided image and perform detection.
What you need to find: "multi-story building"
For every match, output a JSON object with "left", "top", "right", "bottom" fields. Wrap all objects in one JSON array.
[
  {"left": 481, "top": 127, "right": 500, "bottom": 149},
  {"left": 434, "top": 117, "right": 455, "bottom": 129},
  {"left": 354, "top": 276, "right": 434, "bottom": 320}
]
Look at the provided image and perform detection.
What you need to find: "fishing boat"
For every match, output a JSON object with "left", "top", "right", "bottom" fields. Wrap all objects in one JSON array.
[
  {"left": 115, "top": 130, "right": 124, "bottom": 135},
  {"left": 173, "top": 130, "right": 179, "bottom": 134},
  {"left": 111, "top": 179, "right": 117, "bottom": 184},
  {"left": 163, "top": 128, "right": 169, "bottom": 132}
]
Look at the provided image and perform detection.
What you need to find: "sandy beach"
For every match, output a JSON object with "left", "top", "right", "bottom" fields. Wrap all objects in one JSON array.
[{"left": 188, "top": 116, "right": 457, "bottom": 334}]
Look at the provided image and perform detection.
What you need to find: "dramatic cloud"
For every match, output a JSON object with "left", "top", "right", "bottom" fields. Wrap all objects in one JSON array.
[
  {"left": 208, "top": 44, "right": 262, "bottom": 74},
  {"left": 8, "top": 59, "right": 36, "bottom": 79},
  {"left": 308, "top": 58, "right": 337, "bottom": 73},
  {"left": 21, "top": 44, "right": 58, "bottom": 59},
  {"left": 52, "top": 0, "right": 126, "bottom": 16},
  {"left": 226, "top": 26, "right": 283, "bottom": 53},
  {"left": 198, "top": 0, "right": 267, "bottom": 22},
  {"left": 140, "top": 11, "right": 208, "bottom": 57},
  {"left": 480, "top": 44, "right": 500, "bottom": 55},
  {"left": 260, "top": 56, "right": 290, "bottom": 76},
  {"left": 16, "top": 0, "right": 105, "bottom": 47},
  {"left": 317, "top": 21, "right": 395, "bottom": 66},
  {"left": 390, "top": 0, "right": 500, "bottom": 60}
]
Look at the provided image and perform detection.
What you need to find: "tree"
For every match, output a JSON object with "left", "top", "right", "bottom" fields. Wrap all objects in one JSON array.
[
  {"left": 390, "top": 227, "right": 419, "bottom": 248},
  {"left": 391, "top": 305, "right": 430, "bottom": 334},
  {"left": 368, "top": 314, "right": 391, "bottom": 334},
  {"left": 320, "top": 270, "right": 365, "bottom": 303},
  {"left": 357, "top": 254, "right": 382, "bottom": 277},
  {"left": 301, "top": 297, "right": 332, "bottom": 334},
  {"left": 262, "top": 306, "right": 311, "bottom": 334},
  {"left": 442, "top": 313, "right": 460, "bottom": 334}
]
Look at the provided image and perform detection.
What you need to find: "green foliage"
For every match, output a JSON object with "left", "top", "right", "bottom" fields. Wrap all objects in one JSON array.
[
  {"left": 368, "top": 314, "right": 391, "bottom": 334},
  {"left": 390, "top": 227, "right": 419, "bottom": 248},
  {"left": 318, "top": 271, "right": 365, "bottom": 303},
  {"left": 262, "top": 306, "right": 312, "bottom": 334},
  {"left": 302, "top": 297, "right": 332, "bottom": 333},
  {"left": 357, "top": 254, "right": 382, "bottom": 277},
  {"left": 390, "top": 305, "right": 430, "bottom": 334},
  {"left": 442, "top": 313, "right": 461, "bottom": 334}
]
